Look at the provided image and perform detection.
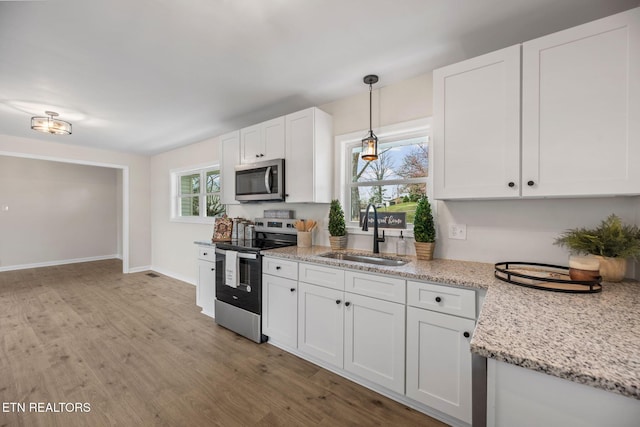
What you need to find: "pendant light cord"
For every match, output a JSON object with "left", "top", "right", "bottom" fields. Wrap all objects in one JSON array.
[{"left": 369, "top": 83, "right": 373, "bottom": 134}]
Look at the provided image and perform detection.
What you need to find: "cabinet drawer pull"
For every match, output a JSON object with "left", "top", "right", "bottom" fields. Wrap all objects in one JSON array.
[
  {"left": 290, "top": 288, "right": 296, "bottom": 292},
  {"left": 335, "top": 299, "right": 341, "bottom": 305},
  {"left": 276, "top": 266, "right": 281, "bottom": 270},
  {"left": 463, "top": 331, "right": 470, "bottom": 338},
  {"left": 527, "top": 180, "right": 535, "bottom": 186},
  {"left": 435, "top": 296, "right": 442, "bottom": 303}
]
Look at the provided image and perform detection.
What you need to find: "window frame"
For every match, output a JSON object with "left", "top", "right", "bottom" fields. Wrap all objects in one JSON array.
[
  {"left": 170, "top": 163, "right": 223, "bottom": 224},
  {"left": 335, "top": 118, "right": 433, "bottom": 237}
]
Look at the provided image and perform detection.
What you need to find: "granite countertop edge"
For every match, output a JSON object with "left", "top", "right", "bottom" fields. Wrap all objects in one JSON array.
[{"left": 262, "top": 245, "right": 640, "bottom": 400}]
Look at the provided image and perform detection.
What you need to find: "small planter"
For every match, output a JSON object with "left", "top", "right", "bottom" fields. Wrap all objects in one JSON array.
[
  {"left": 414, "top": 242, "right": 435, "bottom": 261},
  {"left": 329, "top": 235, "right": 348, "bottom": 251},
  {"left": 595, "top": 256, "right": 626, "bottom": 282}
]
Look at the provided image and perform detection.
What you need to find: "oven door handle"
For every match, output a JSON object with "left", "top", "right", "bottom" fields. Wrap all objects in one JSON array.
[
  {"left": 215, "top": 248, "right": 257, "bottom": 260},
  {"left": 264, "top": 166, "right": 272, "bottom": 194}
]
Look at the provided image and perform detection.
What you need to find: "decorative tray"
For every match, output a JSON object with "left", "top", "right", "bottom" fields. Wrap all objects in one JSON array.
[{"left": 494, "top": 262, "right": 602, "bottom": 293}]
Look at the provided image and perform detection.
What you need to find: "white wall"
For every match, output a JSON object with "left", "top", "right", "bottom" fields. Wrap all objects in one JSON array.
[
  {"left": 0, "top": 134, "right": 151, "bottom": 270},
  {"left": 150, "top": 137, "right": 220, "bottom": 283},
  {"left": 150, "top": 70, "right": 639, "bottom": 281},
  {"left": 0, "top": 156, "right": 118, "bottom": 267}
]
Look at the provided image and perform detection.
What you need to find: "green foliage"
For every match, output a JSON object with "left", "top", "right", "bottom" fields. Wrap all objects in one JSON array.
[
  {"left": 554, "top": 214, "right": 640, "bottom": 259},
  {"left": 413, "top": 196, "right": 435, "bottom": 243},
  {"left": 328, "top": 199, "right": 346, "bottom": 236}
]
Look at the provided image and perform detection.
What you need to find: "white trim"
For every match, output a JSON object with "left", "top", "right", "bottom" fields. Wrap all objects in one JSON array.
[
  {"left": 334, "top": 117, "right": 433, "bottom": 229},
  {"left": 0, "top": 151, "right": 131, "bottom": 275},
  {"left": 149, "top": 266, "right": 197, "bottom": 285},
  {"left": 170, "top": 163, "right": 222, "bottom": 221},
  {"left": 0, "top": 255, "right": 120, "bottom": 272},
  {"left": 128, "top": 265, "right": 152, "bottom": 274}
]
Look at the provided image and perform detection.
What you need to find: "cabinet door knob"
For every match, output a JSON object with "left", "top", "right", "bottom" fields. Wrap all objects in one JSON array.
[
  {"left": 290, "top": 288, "right": 296, "bottom": 292},
  {"left": 260, "top": 153, "right": 264, "bottom": 157},
  {"left": 275, "top": 266, "right": 281, "bottom": 270},
  {"left": 203, "top": 252, "right": 207, "bottom": 256},
  {"left": 435, "top": 296, "right": 442, "bottom": 303},
  {"left": 508, "top": 182, "right": 515, "bottom": 188},
  {"left": 345, "top": 302, "right": 351, "bottom": 307},
  {"left": 527, "top": 180, "right": 535, "bottom": 186},
  {"left": 211, "top": 268, "right": 214, "bottom": 271},
  {"left": 255, "top": 154, "right": 259, "bottom": 158},
  {"left": 463, "top": 331, "right": 470, "bottom": 338},
  {"left": 336, "top": 299, "right": 341, "bottom": 305}
]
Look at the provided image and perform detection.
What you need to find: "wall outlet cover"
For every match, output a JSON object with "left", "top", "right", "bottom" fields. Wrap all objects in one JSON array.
[{"left": 449, "top": 223, "right": 467, "bottom": 240}]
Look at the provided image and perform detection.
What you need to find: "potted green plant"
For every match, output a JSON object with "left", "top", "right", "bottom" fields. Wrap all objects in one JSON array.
[
  {"left": 328, "top": 199, "right": 348, "bottom": 250},
  {"left": 413, "top": 196, "right": 436, "bottom": 260},
  {"left": 554, "top": 214, "right": 640, "bottom": 282}
]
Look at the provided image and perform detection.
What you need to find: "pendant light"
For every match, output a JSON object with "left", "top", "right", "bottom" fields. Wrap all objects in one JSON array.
[
  {"left": 361, "top": 74, "right": 379, "bottom": 161},
  {"left": 31, "top": 111, "right": 72, "bottom": 135}
]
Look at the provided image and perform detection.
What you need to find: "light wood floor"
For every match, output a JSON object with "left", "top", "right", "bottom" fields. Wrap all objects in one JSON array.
[{"left": 0, "top": 260, "right": 447, "bottom": 427}]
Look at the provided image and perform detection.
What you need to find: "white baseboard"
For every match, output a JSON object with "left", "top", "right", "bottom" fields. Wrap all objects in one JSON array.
[
  {"left": 128, "top": 265, "right": 152, "bottom": 274},
  {"left": 0, "top": 254, "right": 120, "bottom": 272},
  {"left": 149, "top": 265, "right": 196, "bottom": 286}
]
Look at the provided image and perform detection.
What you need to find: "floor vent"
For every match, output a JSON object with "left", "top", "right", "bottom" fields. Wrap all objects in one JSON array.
[{"left": 146, "top": 272, "right": 160, "bottom": 278}]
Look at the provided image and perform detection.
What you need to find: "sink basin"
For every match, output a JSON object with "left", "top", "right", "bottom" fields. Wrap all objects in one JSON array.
[{"left": 318, "top": 252, "right": 408, "bottom": 266}]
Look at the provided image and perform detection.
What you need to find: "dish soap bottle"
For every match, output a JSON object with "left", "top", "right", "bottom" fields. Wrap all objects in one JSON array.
[{"left": 396, "top": 231, "right": 407, "bottom": 256}]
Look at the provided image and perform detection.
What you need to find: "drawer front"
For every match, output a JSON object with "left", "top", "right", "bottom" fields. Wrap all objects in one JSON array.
[
  {"left": 344, "top": 271, "right": 405, "bottom": 304},
  {"left": 198, "top": 246, "right": 216, "bottom": 262},
  {"left": 407, "top": 281, "right": 476, "bottom": 319},
  {"left": 263, "top": 257, "right": 298, "bottom": 280},
  {"left": 299, "top": 263, "right": 345, "bottom": 291}
]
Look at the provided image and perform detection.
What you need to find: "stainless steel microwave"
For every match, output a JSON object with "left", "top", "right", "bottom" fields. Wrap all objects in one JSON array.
[{"left": 235, "top": 158, "right": 285, "bottom": 202}]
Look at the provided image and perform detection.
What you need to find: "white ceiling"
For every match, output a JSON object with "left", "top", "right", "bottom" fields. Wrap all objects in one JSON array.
[{"left": 1, "top": 0, "right": 638, "bottom": 155}]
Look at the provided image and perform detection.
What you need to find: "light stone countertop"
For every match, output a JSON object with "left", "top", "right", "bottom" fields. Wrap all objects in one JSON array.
[
  {"left": 194, "top": 240, "right": 216, "bottom": 247},
  {"left": 263, "top": 245, "right": 640, "bottom": 400}
]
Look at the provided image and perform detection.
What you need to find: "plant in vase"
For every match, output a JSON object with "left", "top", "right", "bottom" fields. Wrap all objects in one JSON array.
[
  {"left": 328, "top": 199, "right": 348, "bottom": 250},
  {"left": 413, "top": 196, "right": 436, "bottom": 260},
  {"left": 554, "top": 214, "right": 640, "bottom": 282}
]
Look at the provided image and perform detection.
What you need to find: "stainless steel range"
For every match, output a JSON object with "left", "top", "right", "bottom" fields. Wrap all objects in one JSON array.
[{"left": 214, "top": 218, "right": 298, "bottom": 343}]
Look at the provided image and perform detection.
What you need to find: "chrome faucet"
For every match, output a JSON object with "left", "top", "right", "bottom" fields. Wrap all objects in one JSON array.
[{"left": 361, "top": 204, "right": 385, "bottom": 254}]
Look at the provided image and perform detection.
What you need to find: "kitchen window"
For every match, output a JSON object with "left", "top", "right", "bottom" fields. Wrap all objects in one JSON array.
[
  {"left": 337, "top": 118, "right": 431, "bottom": 232},
  {"left": 171, "top": 164, "right": 224, "bottom": 223}
]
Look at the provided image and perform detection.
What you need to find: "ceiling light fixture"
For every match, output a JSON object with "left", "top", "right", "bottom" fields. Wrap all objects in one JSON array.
[
  {"left": 31, "top": 111, "right": 72, "bottom": 135},
  {"left": 361, "top": 74, "right": 379, "bottom": 161}
]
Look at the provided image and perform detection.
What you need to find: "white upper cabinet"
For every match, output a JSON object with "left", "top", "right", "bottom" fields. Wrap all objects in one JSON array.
[
  {"left": 240, "top": 116, "right": 285, "bottom": 164},
  {"left": 434, "top": 45, "right": 521, "bottom": 199},
  {"left": 220, "top": 130, "right": 240, "bottom": 205},
  {"left": 522, "top": 8, "right": 640, "bottom": 197},
  {"left": 285, "top": 107, "right": 333, "bottom": 203},
  {"left": 434, "top": 7, "right": 640, "bottom": 200}
]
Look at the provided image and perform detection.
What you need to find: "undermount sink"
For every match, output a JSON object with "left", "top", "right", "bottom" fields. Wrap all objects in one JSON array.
[{"left": 318, "top": 252, "right": 409, "bottom": 266}]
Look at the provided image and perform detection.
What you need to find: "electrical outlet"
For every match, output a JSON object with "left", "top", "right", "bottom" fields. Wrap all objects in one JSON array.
[{"left": 448, "top": 224, "right": 467, "bottom": 240}]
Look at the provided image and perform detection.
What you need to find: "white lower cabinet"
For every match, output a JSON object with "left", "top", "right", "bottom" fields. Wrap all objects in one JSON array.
[
  {"left": 262, "top": 257, "right": 477, "bottom": 426},
  {"left": 196, "top": 246, "right": 216, "bottom": 318},
  {"left": 297, "top": 281, "right": 344, "bottom": 367},
  {"left": 406, "top": 306, "right": 475, "bottom": 424},
  {"left": 344, "top": 292, "right": 405, "bottom": 394},
  {"left": 262, "top": 274, "right": 298, "bottom": 348}
]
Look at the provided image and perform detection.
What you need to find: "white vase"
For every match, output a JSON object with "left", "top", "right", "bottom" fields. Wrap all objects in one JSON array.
[{"left": 594, "top": 256, "right": 626, "bottom": 282}]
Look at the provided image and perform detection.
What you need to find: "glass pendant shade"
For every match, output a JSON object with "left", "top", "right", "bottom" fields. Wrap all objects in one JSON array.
[
  {"left": 360, "top": 74, "right": 379, "bottom": 161},
  {"left": 31, "top": 111, "right": 72, "bottom": 135},
  {"left": 361, "top": 131, "right": 378, "bottom": 161}
]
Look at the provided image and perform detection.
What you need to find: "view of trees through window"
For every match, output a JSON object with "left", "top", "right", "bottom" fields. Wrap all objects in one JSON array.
[
  {"left": 179, "top": 168, "right": 224, "bottom": 218},
  {"left": 349, "top": 136, "right": 428, "bottom": 224}
]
